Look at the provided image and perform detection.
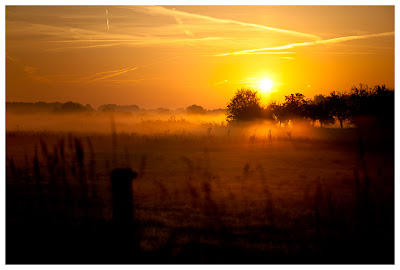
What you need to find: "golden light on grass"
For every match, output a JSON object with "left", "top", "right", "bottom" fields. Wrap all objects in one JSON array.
[{"left": 258, "top": 78, "right": 274, "bottom": 93}]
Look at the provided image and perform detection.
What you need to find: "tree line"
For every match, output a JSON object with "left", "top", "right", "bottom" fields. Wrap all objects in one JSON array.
[
  {"left": 6, "top": 101, "right": 226, "bottom": 115},
  {"left": 226, "top": 84, "right": 394, "bottom": 128}
]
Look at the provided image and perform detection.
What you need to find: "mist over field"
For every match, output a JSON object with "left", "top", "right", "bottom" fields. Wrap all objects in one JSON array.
[
  {"left": 5, "top": 100, "right": 356, "bottom": 139},
  {"left": 7, "top": 110, "right": 224, "bottom": 135},
  {"left": 6, "top": 100, "right": 394, "bottom": 264}
]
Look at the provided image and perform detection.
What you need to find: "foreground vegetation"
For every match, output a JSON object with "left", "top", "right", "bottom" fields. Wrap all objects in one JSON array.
[{"left": 6, "top": 123, "right": 394, "bottom": 263}]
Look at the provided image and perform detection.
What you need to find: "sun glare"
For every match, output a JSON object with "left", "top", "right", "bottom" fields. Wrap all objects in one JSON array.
[{"left": 259, "top": 79, "right": 273, "bottom": 93}]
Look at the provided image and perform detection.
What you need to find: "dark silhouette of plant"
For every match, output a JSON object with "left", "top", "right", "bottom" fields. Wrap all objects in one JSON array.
[
  {"left": 60, "top": 101, "right": 88, "bottom": 113},
  {"left": 6, "top": 101, "right": 95, "bottom": 113},
  {"left": 224, "top": 84, "right": 393, "bottom": 128},
  {"left": 348, "top": 84, "right": 373, "bottom": 120},
  {"left": 186, "top": 104, "right": 206, "bottom": 114},
  {"left": 263, "top": 103, "right": 278, "bottom": 121},
  {"left": 269, "top": 93, "right": 309, "bottom": 126},
  {"left": 226, "top": 88, "right": 263, "bottom": 122},
  {"left": 371, "top": 85, "right": 394, "bottom": 127},
  {"left": 306, "top": 95, "right": 335, "bottom": 127},
  {"left": 326, "top": 91, "right": 350, "bottom": 128},
  {"left": 305, "top": 103, "right": 320, "bottom": 127},
  {"left": 282, "top": 93, "right": 308, "bottom": 120},
  {"left": 348, "top": 84, "right": 394, "bottom": 127},
  {"left": 269, "top": 102, "right": 288, "bottom": 126},
  {"left": 99, "top": 104, "right": 140, "bottom": 112},
  {"left": 268, "top": 102, "right": 289, "bottom": 126}
]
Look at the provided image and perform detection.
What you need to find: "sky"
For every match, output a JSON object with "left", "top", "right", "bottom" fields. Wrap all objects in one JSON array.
[{"left": 5, "top": 5, "right": 394, "bottom": 109}]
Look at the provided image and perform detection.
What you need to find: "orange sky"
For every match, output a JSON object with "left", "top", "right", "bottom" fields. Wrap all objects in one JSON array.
[{"left": 6, "top": 5, "right": 394, "bottom": 109}]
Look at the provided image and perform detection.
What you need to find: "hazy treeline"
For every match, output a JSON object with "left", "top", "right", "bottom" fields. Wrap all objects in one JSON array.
[
  {"left": 227, "top": 84, "right": 394, "bottom": 128},
  {"left": 7, "top": 84, "right": 394, "bottom": 133},
  {"left": 6, "top": 101, "right": 95, "bottom": 114},
  {"left": 6, "top": 103, "right": 228, "bottom": 134},
  {"left": 6, "top": 101, "right": 226, "bottom": 115}
]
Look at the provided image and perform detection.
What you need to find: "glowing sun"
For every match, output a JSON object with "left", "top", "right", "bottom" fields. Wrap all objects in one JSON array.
[{"left": 259, "top": 78, "right": 273, "bottom": 93}]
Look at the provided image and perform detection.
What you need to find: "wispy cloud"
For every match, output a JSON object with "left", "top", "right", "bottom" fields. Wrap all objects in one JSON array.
[
  {"left": 217, "top": 31, "right": 394, "bottom": 56},
  {"left": 6, "top": 53, "right": 19, "bottom": 62},
  {"left": 6, "top": 54, "right": 54, "bottom": 83},
  {"left": 23, "top": 65, "right": 40, "bottom": 74},
  {"left": 184, "top": 30, "right": 194, "bottom": 37},
  {"left": 8, "top": 6, "right": 320, "bottom": 54},
  {"left": 141, "top": 6, "right": 321, "bottom": 41},
  {"left": 218, "top": 51, "right": 296, "bottom": 56},
  {"left": 174, "top": 16, "right": 183, "bottom": 25},
  {"left": 47, "top": 42, "right": 127, "bottom": 51},
  {"left": 45, "top": 37, "right": 230, "bottom": 52},
  {"left": 79, "top": 67, "right": 134, "bottom": 81},
  {"left": 101, "top": 77, "right": 160, "bottom": 84},
  {"left": 78, "top": 57, "right": 179, "bottom": 85},
  {"left": 80, "top": 67, "right": 138, "bottom": 86},
  {"left": 214, "top": 80, "right": 228, "bottom": 86},
  {"left": 24, "top": 66, "right": 52, "bottom": 84},
  {"left": 7, "top": 15, "right": 236, "bottom": 53}
]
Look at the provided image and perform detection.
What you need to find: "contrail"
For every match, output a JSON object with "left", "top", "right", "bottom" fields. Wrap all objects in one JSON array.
[
  {"left": 79, "top": 67, "right": 132, "bottom": 81},
  {"left": 106, "top": 9, "right": 109, "bottom": 31},
  {"left": 81, "top": 67, "right": 137, "bottom": 86},
  {"left": 46, "top": 37, "right": 229, "bottom": 52},
  {"left": 216, "top": 31, "right": 394, "bottom": 56},
  {"left": 80, "top": 57, "right": 179, "bottom": 86}
]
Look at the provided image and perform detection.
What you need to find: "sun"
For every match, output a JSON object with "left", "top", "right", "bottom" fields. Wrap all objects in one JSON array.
[{"left": 259, "top": 78, "right": 273, "bottom": 93}]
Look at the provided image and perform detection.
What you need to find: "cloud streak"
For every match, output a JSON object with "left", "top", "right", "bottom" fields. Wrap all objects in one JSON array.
[
  {"left": 101, "top": 77, "right": 160, "bottom": 84},
  {"left": 23, "top": 66, "right": 40, "bottom": 74},
  {"left": 6, "top": 53, "right": 19, "bottom": 62},
  {"left": 80, "top": 67, "right": 138, "bottom": 86},
  {"left": 46, "top": 37, "right": 230, "bottom": 51},
  {"left": 79, "top": 67, "right": 134, "bottom": 81},
  {"left": 142, "top": 6, "right": 321, "bottom": 41},
  {"left": 217, "top": 31, "right": 394, "bottom": 56},
  {"left": 79, "top": 57, "right": 179, "bottom": 85}
]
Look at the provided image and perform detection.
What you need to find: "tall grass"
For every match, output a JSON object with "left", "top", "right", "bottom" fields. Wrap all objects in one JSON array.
[{"left": 6, "top": 129, "right": 394, "bottom": 263}]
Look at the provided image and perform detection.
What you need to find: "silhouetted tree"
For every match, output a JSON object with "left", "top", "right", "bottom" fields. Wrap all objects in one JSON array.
[
  {"left": 226, "top": 89, "right": 263, "bottom": 122},
  {"left": 371, "top": 85, "right": 394, "bottom": 127},
  {"left": 313, "top": 94, "right": 326, "bottom": 105},
  {"left": 263, "top": 103, "right": 278, "bottom": 120},
  {"left": 306, "top": 103, "right": 321, "bottom": 127},
  {"left": 348, "top": 84, "right": 394, "bottom": 127},
  {"left": 156, "top": 107, "right": 170, "bottom": 114},
  {"left": 306, "top": 95, "right": 335, "bottom": 127},
  {"left": 281, "top": 93, "right": 308, "bottom": 124},
  {"left": 224, "top": 84, "right": 393, "bottom": 128},
  {"left": 269, "top": 102, "right": 288, "bottom": 126},
  {"left": 60, "top": 101, "right": 87, "bottom": 113},
  {"left": 6, "top": 102, "right": 62, "bottom": 113},
  {"left": 98, "top": 104, "right": 140, "bottom": 112},
  {"left": 326, "top": 91, "right": 350, "bottom": 128},
  {"left": 186, "top": 104, "right": 206, "bottom": 114},
  {"left": 85, "top": 104, "right": 94, "bottom": 111}
]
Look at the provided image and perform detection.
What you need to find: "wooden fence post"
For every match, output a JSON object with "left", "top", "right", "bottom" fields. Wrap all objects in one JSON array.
[{"left": 111, "top": 168, "right": 139, "bottom": 261}]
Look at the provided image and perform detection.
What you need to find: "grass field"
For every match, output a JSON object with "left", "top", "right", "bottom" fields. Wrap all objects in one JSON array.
[{"left": 6, "top": 114, "right": 394, "bottom": 263}]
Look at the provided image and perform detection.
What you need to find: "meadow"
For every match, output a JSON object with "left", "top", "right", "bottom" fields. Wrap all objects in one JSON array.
[{"left": 6, "top": 111, "right": 394, "bottom": 264}]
